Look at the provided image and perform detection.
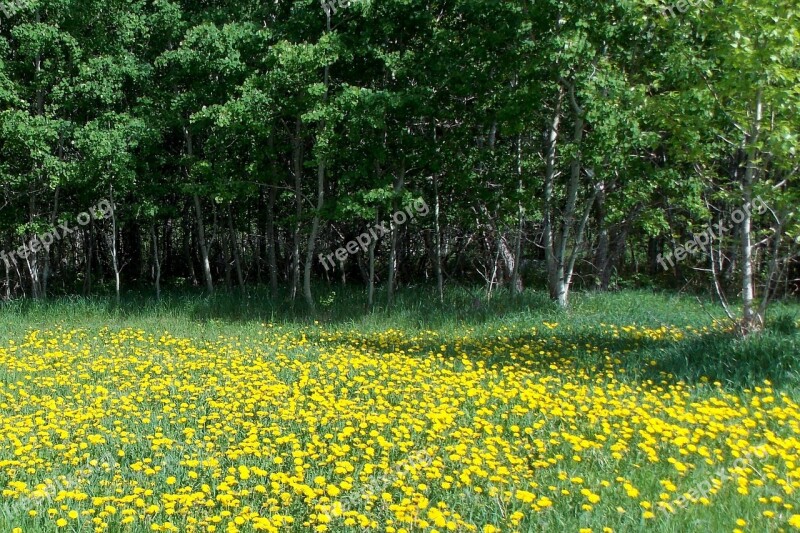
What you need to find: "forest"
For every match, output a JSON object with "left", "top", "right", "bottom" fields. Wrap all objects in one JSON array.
[{"left": 0, "top": 0, "right": 798, "bottom": 330}]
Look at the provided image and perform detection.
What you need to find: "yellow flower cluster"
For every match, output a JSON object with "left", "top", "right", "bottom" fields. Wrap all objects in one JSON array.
[{"left": 0, "top": 323, "right": 798, "bottom": 532}]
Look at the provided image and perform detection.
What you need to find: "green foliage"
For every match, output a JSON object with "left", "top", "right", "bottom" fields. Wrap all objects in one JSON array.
[{"left": 0, "top": 0, "right": 796, "bottom": 314}]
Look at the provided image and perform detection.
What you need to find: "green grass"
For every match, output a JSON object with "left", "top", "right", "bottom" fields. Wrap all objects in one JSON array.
[
  {"left": 0, "top": 288, "right": 798, "bottom": 533},
  {"left": 2, "top": 287, "right": 797, "bottom": 385}
]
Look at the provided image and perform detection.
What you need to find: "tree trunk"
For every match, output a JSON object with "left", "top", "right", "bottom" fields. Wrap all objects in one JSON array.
[
  {"left": 554, "top": 84, "right": 585, "bottom": 306},
  {"left": 291, "top": 117, "right": 303, "bottom": 301},
  {"left": 740, "top": 89, "right": 763, "bottom": 333},
  {"left": 151, "top": 224, "right": 161, "bottom": 301},
  {"left": 256, "top": 188, "right": 265, "bottom": 285},
  {"left": 498, "top": 233, "right": 519, "bottom": 291},
  {"left": 42, "top": 181, "right": 61, "bottom": 300},
  {"left": 303, "top": 38, "right": 330, "bottom": 312},
  {"left": 595, "top": 180, "right": 611, "bottom": 289},
  {"left": 303, "top": 156, "right": 324, "bottom": 312},
  {"left": 192, "top": 194, "right": 214, "bottom": 295},
  {"left": 433, "top": 172, "right": 444, "bottom": 303},
  {"left": 368, "top": 157, "right": 382, "bottom": 311},
  {"left": 387, "top": 158, "right": 405, "bottom": 309},
  {"left": 29, "top": 9, "right": 45, "bottom": 300},
  {"left": 108, "top": 186, "right": 121, "bottom": 306},
  {"left": 543, "top": 85, "right": 565, "bottom": 306},
  {"left": 214, "top": 205, "right": 231, "bottom": 290},
  {"left": 228, "top": 205, "right": 245, "bottom": 290},
  {"left": 182, "top": 203, "right": 197, "bottom": 286},
  {"left": 24, "top": 253, "right": 40, "bottom": 300},
  {"left": 368, "top": 214, "right": 377, "bottom": 312},
  {"left": 544, "top": 80, "right": 586, "bottom": 308},
  {"left": 184, "top": 127, "right": 214, "bottom": 295},
  {"left": 511, "top": 133, "right": 524, "bottom": 295},
  {"left": 83, "top": 226, "right": 93, "bottom": 296},
  {"left": 3, "top": 255, "right": 10, "bottom": 300},
  {"left": 565, "top": 189, "right": 597, "bottom": 293},
  {"left": 267, "top": 180, "right": 279, "bottom": 298},
  {"left": 266, "top": 130, "right": 279, "bottom": 298}
]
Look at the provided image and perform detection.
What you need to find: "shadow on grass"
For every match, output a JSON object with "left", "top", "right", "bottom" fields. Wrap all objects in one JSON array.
[
  {"left": 2, "top": 286, "right": 798, "bottom": 390},
  {"left": 0, "top": 285, "right": 563, "bottom": 329},
  {"left": 624, "top": 329, "right": 800, "bottom": 389},
  {"left": 306, "top": 317, "right": 800, "bottom": 391}
]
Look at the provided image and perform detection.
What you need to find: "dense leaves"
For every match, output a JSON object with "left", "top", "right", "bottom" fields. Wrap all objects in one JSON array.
[{"left": 0, "top": 0, "right": 797, "bottom": 315}]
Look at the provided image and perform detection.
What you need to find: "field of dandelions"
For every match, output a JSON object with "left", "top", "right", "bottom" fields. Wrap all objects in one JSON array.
[{"left": 0, "top": 291, "right": 799, "bottom": 532}]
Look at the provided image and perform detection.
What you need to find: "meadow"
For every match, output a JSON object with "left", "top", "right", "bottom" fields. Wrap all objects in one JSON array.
[{"left": 0, "top": 290, "right": 799, "bottom": 532}]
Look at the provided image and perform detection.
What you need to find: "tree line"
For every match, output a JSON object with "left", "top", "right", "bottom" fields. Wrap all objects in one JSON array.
[{"left": 0, "top": 0, "right": 797, "bottom": 329}]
